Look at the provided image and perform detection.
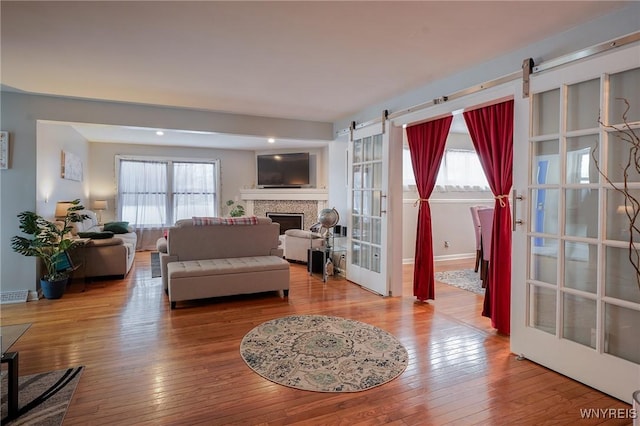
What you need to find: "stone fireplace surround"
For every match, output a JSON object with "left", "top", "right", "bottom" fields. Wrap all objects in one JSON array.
[{"left": 240, "top": 188, "right": 328, "bottom": 232}]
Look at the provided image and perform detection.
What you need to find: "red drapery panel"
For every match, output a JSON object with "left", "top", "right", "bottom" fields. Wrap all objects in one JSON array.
[
  {"left": 463, "top": 100, "right": 513, "bottom": 335},
  {"left": 406, "top": 116, "right": 453, "bottom": 301}
]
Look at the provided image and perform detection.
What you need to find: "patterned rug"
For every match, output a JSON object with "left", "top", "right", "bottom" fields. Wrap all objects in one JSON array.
[
  {"left": 150, "top": 251, "right": 161, "bottom": 278},
  {"left": 240, "top": 315, "right": 408, "bottom": 392},
  {"left": 1, "top": 366, "right": 83, "bottom": 425},
  {"left": 434, "top": 269, "right": 485, "bottom": 295}
]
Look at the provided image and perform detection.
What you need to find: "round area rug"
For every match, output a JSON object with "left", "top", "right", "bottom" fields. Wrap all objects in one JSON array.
[{"left": 240, "top": 315, "right": 408, "bottom": 392}]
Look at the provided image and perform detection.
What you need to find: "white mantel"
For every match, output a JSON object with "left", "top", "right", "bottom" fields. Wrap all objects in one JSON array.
[{"left": 240, "top": 188, "right": 328, "bottom": 201}]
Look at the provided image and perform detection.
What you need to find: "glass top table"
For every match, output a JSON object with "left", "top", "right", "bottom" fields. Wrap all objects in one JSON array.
[
  {"left": 1, "top": 323, "right": 31, "bottom": 355},
  {"left": 1, "top": 323, "right": 31, "bottom": 420}
]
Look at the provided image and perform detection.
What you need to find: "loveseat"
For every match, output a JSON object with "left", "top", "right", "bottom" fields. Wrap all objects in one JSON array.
[
  {"left": 282, "top": 229, "right": 325, "bottom": 263},
  {"left": 68, "top": 210, "right": 137, "bottom": 279},
  {"left": 159, "top": 216, "right": 289, "bottom": 309}
]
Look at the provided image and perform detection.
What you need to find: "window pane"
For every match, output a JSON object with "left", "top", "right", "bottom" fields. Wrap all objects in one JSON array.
[
  {"left": 564, "top": 241, "right": 597, "bottom": 294},
  {"left": 119, "top": 160, "right": 167, "bottom": 227},
  {"left": 434, "top": 149, "right": 489, "bottom": 189},
  {"left": 530, "top": 188, "right": 559, "bottom": 235},
  {"left": 566, "top": 78, "right": 600, "bottom": 131},
  {"left": 532, "top": 139, "right": 559, "bottom": 184},
  {"left": 530, "top": 285, "right": 556, "bottom": 335},
  {"left": 530, "top": 238, "right": 557, "bottom": 285},
  {"left": 372, "top": 134, "right": 383, "bottom": 161},
  {"left": 565, "top": 135, "right": 599, "bottom": 184},
  {"left": 608, "top": 67, "right": 640, "bottom": 124},
  {"left": 607, "top": 130, "right": 640, "bottom": 183},
  {"left": 563, "top": 293, "right": 596, "bottom": 349},
  {"left": 565, "top": 189, "right": 598, "bottom": 238},
  {"left": 605, "top": 303, "right": 640, "bottom": 364},
  {"left": 173, "top": 162, "right": 216, "bottom": 221},
  {"left": 606, "top": 188, "right": 640, "bottom": 243},
  {"left": 605, "top": 246, "right": 640, "bottom": 304},
  {"left": 532, "top": 89, "right": 559, "bottom": 136}
]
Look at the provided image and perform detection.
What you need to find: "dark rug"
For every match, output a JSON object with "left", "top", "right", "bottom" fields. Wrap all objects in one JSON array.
[
  {"left": 151, "top": 251, "right": 161, "bottom": 278},
  {"left": 434, "top": 269, "right": 485, "bottom": 295},
  {"left": 240, "top": 315, "right": 408, "bottom": 392},
  {"left": 1, "top": 366, "right": 84, "bottom": 425}
]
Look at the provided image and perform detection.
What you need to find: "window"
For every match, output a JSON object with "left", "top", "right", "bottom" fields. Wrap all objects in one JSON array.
[
  {"left": 403, "top": 148, "right": 490, "bottom": 190},
  {"left": 117, "top": 157, "right": 219, "bottom": 227}
]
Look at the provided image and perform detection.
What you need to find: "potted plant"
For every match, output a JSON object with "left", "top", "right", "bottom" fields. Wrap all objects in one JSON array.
[
  {"left": 226, "top": 199, "right": 245, "bottom": 217},
  {"left": 11, "top": 199, "right": 88, "bottom": 299}
]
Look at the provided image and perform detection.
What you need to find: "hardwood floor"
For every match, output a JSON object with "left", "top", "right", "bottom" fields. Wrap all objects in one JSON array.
[{"left": 1, "top": 253, "right": 631, "bottom": 425}]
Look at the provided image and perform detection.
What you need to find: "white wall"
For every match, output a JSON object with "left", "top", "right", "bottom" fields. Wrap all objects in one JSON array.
[
  {"left": 327, "top": 137, "right": 348, "bottom": 228},
  {"left": 36, "top": 121, "right": 91, "bottom": 218}
]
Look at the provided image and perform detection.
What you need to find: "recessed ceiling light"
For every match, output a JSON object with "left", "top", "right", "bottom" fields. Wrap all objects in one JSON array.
[
  {"left": 268, "top": 138, "right": 275, "bottom": 144},
  {"left": 156, "top": 131, "right": 164, "bottom": 136}
]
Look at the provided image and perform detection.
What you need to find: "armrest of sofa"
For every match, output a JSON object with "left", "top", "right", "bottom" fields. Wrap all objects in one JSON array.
[
  {"left": 160, "top": 253, "right": 178, "bottom": 291},
  {"left": 85, "top": 238, "right": 124, "bottom": 247},
  {"left": 270, "top": 248, "right": 284, "bottom": 258}
]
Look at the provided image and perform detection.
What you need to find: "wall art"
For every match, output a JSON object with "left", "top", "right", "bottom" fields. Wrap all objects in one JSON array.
[{"left": 61, "top": 150, "right": 83, "bottom": 181}]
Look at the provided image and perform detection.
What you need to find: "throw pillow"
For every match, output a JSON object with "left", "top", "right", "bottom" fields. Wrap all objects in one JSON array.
[
  {"left": 103, "top": 221, "right": 130, "bottom": 234},
  {"left": 78, "top": 231, "right": 115, "bottom": 239}
]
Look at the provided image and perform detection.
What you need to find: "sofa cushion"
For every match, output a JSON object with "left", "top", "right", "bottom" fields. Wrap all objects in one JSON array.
[
  {"left": 168, "top": 256, "right": 288, "bottom": 279},
  {"left": 103, "top": 221, "right": 130, "bottom": 234}
]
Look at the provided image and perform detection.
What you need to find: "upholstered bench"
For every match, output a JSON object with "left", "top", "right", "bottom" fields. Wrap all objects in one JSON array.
[{"left": 167, "top": 256, "right": 290, "bottom": 309}]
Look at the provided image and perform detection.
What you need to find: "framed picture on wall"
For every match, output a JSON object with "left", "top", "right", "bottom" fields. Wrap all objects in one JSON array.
[
  {"left": 61, "top": 150, "right": 83, "bottom": 181},
  {"left": 0, "top": 131, "right": 8, "bottom": 169}
]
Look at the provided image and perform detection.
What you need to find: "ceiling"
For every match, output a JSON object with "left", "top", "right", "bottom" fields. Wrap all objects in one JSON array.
[{"left": 1, "top": 1, "right": 630, "bottom": 149}]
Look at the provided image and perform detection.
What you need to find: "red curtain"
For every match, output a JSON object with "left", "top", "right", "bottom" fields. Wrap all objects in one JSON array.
[
  {"left": 463, "top": 100, "right": 513, "bottom": 335},
  {"left": 406, "top": 116, "right": 453, "bottom": 301}
]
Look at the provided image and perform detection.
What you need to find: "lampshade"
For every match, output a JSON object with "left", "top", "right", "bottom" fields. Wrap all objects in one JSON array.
[
  {"left": 54, "top": 201, "right": 74, "bottom": 218},
  {"left": 617, "top": 205, "right": 633, "bottom": 215},
  {"left": 92, "top": 200, "right": 108, "bottom": 211}
]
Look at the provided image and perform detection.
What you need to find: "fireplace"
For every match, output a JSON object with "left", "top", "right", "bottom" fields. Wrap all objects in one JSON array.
[{"left": 266, "top": 212, "right": 304, "bottom": 234}]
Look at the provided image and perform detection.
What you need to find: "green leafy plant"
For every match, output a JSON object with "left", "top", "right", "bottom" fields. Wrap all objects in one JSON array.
[
  {"left": 226, "top": 199, "right": 245, "bottom": 217},
  {"left": 11, "top": 199, "right": 88, "bottom": 281}
]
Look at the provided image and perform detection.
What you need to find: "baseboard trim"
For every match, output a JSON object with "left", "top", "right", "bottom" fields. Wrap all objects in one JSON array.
[
  {"left": 404, "top": 253, "right": 475, "bottom": 264},
  {"left": 434, "top": 253, "right": 476, "bottom": 262}
]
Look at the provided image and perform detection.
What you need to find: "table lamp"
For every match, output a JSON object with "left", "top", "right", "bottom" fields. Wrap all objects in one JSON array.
[
  {"left": 92, "top": 200, "right": 108, "bottom": 224},
  {"left": 54, "top": 201, "right": 75, "bottom": 219}
]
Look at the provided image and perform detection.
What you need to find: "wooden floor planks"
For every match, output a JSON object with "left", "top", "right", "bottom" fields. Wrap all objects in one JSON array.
[{"left": 0, "top": 254, "right": 632, "bottom": 425}]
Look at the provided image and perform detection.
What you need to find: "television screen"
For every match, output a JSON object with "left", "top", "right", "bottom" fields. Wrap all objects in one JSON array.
[{"left": 257, "top": 152, "right": 310, "bottom": 187}]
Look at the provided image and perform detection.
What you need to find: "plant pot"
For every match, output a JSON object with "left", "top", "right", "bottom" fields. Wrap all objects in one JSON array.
[{"left": 40, "top": 277, "right": 67, "bottom": 299}]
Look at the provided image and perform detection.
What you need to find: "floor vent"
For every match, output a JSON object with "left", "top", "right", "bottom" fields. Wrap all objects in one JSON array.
[{"left": 0, "top": 290, "right": 29, "bottom": 304}]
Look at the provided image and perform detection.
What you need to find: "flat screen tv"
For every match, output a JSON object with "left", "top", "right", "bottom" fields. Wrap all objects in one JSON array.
[{"left": 257, "top": 152, "right": 310, "bottom": 188}]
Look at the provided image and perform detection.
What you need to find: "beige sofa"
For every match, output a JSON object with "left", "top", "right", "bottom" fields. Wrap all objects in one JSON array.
[
  {"left": 69, "top": 210, "right": 137, "bottom": 279},
  {"left": 160, "top": 217, "right": 289, "bottom": 309}
]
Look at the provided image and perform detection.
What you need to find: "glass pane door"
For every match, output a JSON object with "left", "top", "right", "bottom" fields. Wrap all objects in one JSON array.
[
  {"left": 519, "top": 55, "right": 640, "bottom": 403},
  {"left": 347, "top": 127, "right": 388, "bottom": 296}
]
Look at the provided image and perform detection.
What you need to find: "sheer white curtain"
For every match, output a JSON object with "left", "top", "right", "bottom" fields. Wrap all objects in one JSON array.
[
  {"left": 436, "top": 149, "right": 490, "bottom": 189},
  {"left": 118, "top": 159, "right": 167, "bottom": 249},
  {"left": 173, "top": 162, "right": 216, "bottom": 220},
  {"left": 117, "top": 157, "right": 220, "bottom": 250},
  {"left": 403, "top": 148, "right": 490, "bottom": 190}
]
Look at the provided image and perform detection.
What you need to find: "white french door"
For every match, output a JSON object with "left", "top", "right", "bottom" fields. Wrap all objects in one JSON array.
[
  {"left": 511, "top": 45, "right": 640, "bottom": 404},
  {"left": 346, "top": 124, "right": 389, "bottom": 295}
]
